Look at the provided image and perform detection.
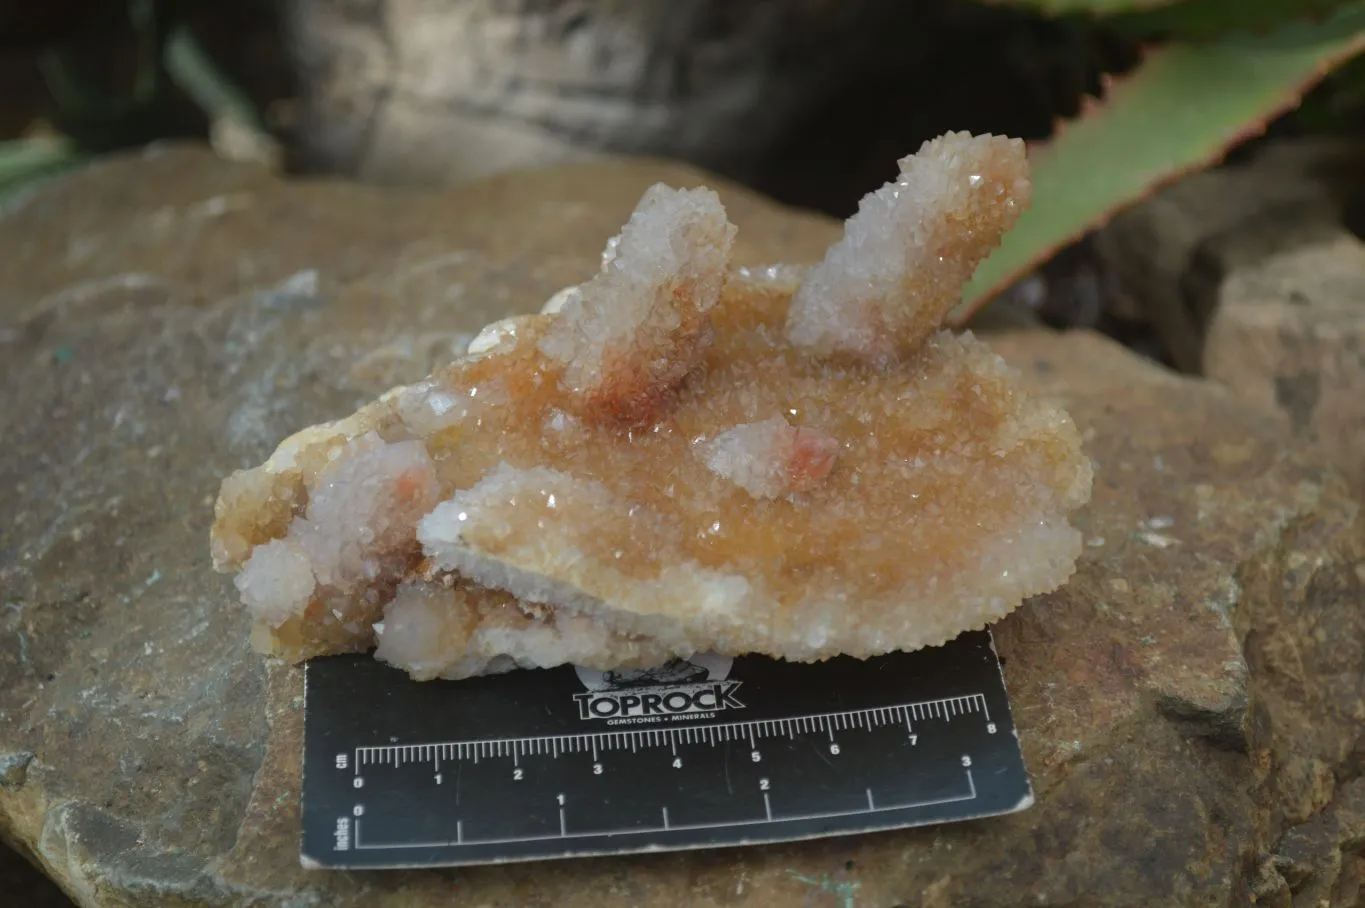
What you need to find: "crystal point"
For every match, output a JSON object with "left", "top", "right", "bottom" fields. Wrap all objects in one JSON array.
[{"left": 787, "top": 131, "right": 1030, "bottom": 362}]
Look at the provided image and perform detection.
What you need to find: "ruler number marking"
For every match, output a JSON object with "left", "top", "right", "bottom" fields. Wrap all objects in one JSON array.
[
  {"left": 349, "top": 694, "right": 983, "bottom": 760},
  {"left": 340, "top": 691, "right": 995, "bottom": 845},
  {"left": 347, "top": 693, "right": 989, "bottom": 765}
]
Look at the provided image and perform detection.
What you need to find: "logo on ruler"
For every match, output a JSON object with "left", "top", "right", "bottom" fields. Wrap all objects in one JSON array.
[{"left": 571, "top": 653, "right": 744, "bottom": 724}]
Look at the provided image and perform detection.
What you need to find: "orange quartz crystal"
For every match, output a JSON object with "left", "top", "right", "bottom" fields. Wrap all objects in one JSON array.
[{"left": 210, "top": 131, "right": 1092, "bottom": 680}]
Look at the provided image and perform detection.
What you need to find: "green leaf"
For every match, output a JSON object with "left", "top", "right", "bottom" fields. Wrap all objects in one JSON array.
[
  {"left": 0, "top": 138, "right": 87, "bottom": 206},
  {"left": 164, "top": 23, "right": 267, "bottom": 137},
  {"left": 953, "top": 4, "right": 1365, "bottom": 324},
  {"left": 974, "top": 0, "right": 1179, "bottom": 14},
  {"left": 976, "top": 0, "right": 1355, "bottom": 24},
  {"left": 1113, "top": 0, "right": 1362, "bottom": 40}
]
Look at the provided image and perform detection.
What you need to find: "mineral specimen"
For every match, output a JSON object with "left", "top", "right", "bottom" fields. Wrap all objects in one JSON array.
[{"left": 210, "top": 131, "right": 1093, "bottom": 680}]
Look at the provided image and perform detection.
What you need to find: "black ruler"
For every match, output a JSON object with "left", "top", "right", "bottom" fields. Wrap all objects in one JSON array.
[{"left": 301, "top": 630, "right": 1031, "bottom": 868}]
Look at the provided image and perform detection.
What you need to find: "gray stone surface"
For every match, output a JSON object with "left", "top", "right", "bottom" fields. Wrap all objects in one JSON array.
[
  {"left": 1274, "top": 777, "right": 1365, "bottom": 907},
  {"left": 1094, "top": 138, "right": 1365, "bottom": 500},
  {"left": 283, "top": 0, "right": 902, "bottom": 185},
  {"left": 1093, "top": 138, "right": 1363, "bottom": 372},
  {"left": 1204, "top": 231, "right": 1365, "bottom": 499},
  {"left": 2, "top": 144, "right": 1364, "bottom": 906}
]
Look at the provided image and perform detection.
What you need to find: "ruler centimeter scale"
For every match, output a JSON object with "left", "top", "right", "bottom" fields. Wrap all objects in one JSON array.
[
  {"left": 303, "top": 630, "right": 1031, "bottom": 868},
  {"left": 355, "top": 693, "right": 991, "bottom": 765}
]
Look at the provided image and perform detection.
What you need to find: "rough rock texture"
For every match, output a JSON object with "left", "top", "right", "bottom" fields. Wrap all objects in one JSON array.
[
  {"left": 1274, "top": 778, "right": 1365, "bottom": 907},
  {"left": 1094, "top": 138, "right": 1364, "bottom": 372},
  {"left": 1205, "top": 230, "right": 1365, "bottom": 499},
  {"left": 3, "top": 146, "right": 1365, "bottom": 907},
  {"left": 1094, "top": 138, "right": 1365, "bottom": 500}
]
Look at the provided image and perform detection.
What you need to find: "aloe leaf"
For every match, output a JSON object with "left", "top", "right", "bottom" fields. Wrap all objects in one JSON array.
[
  {"left": 977, "top": 0, "right": 1354, "bottom": 24},
  {"left": 1113, "top": 0, "right": 1363, "bottom": 40},
  {"left": 953, "top": 4, "right": 1365, "bottom": 324},
  {"left": 972, "top": 0, "right": 1179, "bottom": 15}
]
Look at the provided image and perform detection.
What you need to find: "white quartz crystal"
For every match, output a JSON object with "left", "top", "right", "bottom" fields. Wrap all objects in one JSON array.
[
  {"left": 289, "top": 433, "right": 439, "bottom": 588},
  {"left": 787, "top": 132, "right": 1030, "bottom": 362},
  {"left": 231, "top": 431, "right": 440, "bottom": 631},
  {"left": 235, "top": 538, "right": 315, "bottom": 628},
  {"left": 538, "top": 183, "right": 735, "bottom": 423},
  {"left": 700, "top": 416, "right": 841, "bottom": 499},
  {"left": 374, "top": 580, "right": 671, "bottom": 681}
]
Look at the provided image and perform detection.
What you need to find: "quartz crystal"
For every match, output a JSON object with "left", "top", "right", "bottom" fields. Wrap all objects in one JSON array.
[{"left": 211, "top": 131, "right": 1093, "bottom": 680}]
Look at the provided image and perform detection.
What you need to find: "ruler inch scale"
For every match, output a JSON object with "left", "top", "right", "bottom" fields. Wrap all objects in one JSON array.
[{"left": 302, "top": 629, "right": 1032, "bottom": 869}]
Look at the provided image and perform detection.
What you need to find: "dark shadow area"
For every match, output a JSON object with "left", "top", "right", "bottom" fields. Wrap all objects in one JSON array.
[
  {"left": 0, "top": 842, "right": 73, "bottom": 908},
  {"left": 750, "top": 1, "right": 1139, "bottom": 218},
  {"left": 0, "top": 0, "right": 291, "bottom": 155}
]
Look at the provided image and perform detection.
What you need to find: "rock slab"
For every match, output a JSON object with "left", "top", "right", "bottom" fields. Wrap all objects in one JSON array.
[
  {"left": 1205, "top": 230, "right": 1365, "bottom": 499},
  {"left": 1093, "top": 138, "right": 1363, "bottom": 372},
  {"left": 2, "top": 146, "right": 1364, "bottom": 907},
  {"left": 283, "top": 0, "right": 901, "bottom": 185},
  {"left": 1094, "top": 138, "right": 1365, "bottom": 499}
]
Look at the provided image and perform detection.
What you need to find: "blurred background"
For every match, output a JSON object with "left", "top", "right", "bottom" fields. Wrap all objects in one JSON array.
[
  {"left": 2, "top": 0, "right": 1364, "bottom": 364},
  {"left": 1, "top": 2, "right": 1363, "bottom": 899}
]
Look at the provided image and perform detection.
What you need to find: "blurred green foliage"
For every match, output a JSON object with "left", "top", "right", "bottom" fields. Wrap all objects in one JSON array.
[
  {"left": 0, "top": 136, "right": 84, "bottom": 206},
  {"left": 0, "top": 0, "right": 266, "bottom": 204}
]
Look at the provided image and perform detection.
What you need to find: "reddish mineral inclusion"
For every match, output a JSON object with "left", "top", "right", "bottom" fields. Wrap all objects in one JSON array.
[{"left": 210, "top": 132, "right": 1092, "bottom": 681}]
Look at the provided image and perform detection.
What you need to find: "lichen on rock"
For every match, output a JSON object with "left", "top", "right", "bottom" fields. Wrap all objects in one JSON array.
[{"left": 210, "top": 131, "right": 1093, "bottom": 680}]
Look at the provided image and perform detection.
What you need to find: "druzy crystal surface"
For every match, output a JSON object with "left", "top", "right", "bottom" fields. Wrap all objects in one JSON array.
[{"left": 211, "top": 131, "right": 1093, "bottom": 680}]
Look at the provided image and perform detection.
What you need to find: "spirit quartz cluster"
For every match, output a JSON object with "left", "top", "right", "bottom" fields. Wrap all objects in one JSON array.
[{"left": 210, "top": 132, "right": 1093, "bottom": 681}]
